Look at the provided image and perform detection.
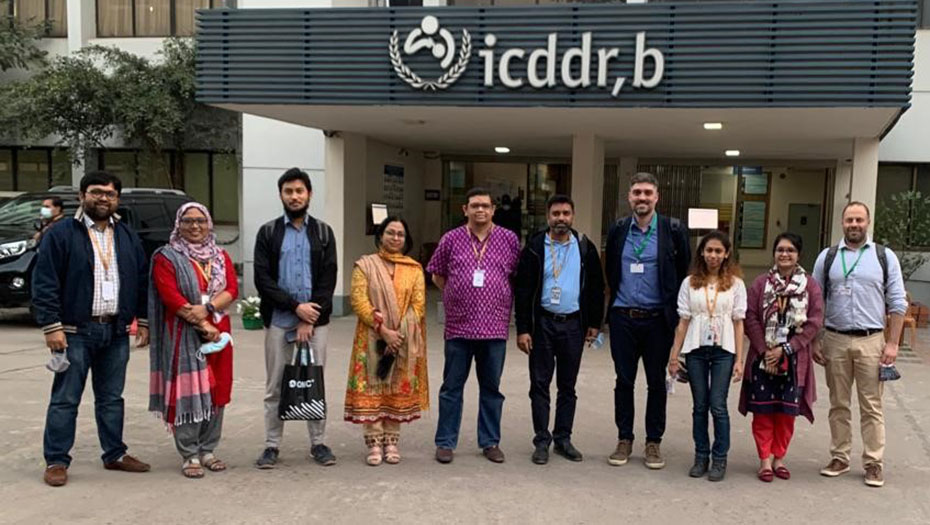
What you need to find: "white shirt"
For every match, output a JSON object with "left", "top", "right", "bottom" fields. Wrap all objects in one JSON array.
[
  {"left": 677, "top": 276, "right": 747, "bottom": 355},
  {"left": 80, "top": 212, "right": 120, "bottom": 316}
]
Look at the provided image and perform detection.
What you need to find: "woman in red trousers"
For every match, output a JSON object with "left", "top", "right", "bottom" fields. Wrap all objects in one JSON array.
[{"left": 740, "top": 232, "right": 823, "bottom": 482}]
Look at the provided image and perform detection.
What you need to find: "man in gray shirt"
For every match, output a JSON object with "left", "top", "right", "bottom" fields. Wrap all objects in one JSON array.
[{"left": 811, "top": 201, "right": 907, "bottom": 488}]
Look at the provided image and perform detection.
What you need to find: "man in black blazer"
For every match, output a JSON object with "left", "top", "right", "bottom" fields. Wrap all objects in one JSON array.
[{"left": 604, "top": 172, "right": 691, "bottom": 470}]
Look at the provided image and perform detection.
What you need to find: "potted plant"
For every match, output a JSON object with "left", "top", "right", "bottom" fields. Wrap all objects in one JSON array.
[{"left": 237, "top": 295, "right": 263, "bottom": 330}]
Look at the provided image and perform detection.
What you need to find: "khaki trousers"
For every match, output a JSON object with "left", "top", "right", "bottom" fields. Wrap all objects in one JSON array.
[{"left": 823, "top": 330, "right": 885, "bottom": 467}]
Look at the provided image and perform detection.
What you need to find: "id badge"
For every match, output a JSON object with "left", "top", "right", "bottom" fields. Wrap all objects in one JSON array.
[
  {"left": 550, "top": 286, "right": 562, "bottom": 305},
  {"left": 101, "top": 280, "right": 116, "bottom": 301},
  {"left": 472, "top": 269, "right": 486, "bottom": 288},
  {"left": 701, "top": 327, "right": 715, "bottom": 347},
  {"left": 838, "top": 285, "right": 853, "bottom": 297},
  {"left": 630, "top": 263, "right": 645, "bottom": 274},
  {"left": 775, "top": 325, "right": 790, "bottom": 345},
  {"left": 201, "top": 294, "right": 211, "bottom": 305}
]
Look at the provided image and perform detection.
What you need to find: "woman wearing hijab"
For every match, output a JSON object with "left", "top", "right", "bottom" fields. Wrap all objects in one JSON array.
[
  {"left": 149, "top": 203, "right": 238, "bottom": 478},
  {"left": 345, "top": 216, "right": 428, "bottom": 466},
  {"left": 740, "top": 232, "right": 823, "bottom": 482}
]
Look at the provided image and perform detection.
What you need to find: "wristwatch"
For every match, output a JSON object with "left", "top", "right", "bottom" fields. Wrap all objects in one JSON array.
[{"left": 206, "top": 303, "right": 216, "bottom": 315}]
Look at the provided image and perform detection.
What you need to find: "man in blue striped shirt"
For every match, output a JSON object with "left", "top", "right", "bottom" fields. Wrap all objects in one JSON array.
[{"left": 812, "top": 201, "right": 907, "bottom": 488}]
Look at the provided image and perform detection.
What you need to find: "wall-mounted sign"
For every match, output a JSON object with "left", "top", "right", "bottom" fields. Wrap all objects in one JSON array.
[
  {"left": 383, "top": 164, "right": 404, "bottom": 215},
  {"left": 425, "top": 189, "right": 441, "bottom": 201},
  {"left": 390, "top": 15, "right": 665, "bottom": 97}
]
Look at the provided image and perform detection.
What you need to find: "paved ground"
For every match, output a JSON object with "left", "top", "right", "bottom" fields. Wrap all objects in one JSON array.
[{"left": 1, "top": 304, "right": 930, "bottom": 524}]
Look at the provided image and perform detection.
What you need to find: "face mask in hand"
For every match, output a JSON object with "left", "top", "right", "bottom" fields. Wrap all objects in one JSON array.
[{"left": 46, "top": 350, "right": 70, "bottom": 373}]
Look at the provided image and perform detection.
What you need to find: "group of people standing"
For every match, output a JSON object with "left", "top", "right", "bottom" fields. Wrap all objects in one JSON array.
[{"left": 33, "top": 168, "right": 905, "bottom": 490}]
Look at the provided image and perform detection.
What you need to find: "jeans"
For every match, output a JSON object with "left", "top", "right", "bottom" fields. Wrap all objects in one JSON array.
[
  {"left": 529, "top": 316, "right": 585, "bottom": 447},
  {"left": 685, "top": 346, "right": 735, "bottom": 460},
  {"left": 435, "top": 338, "right": 507, "bottom": 450},
  {"left": 44, "top": 322, "right": 130, "bottom": 466},
  {"left": 608, "top": 310, "right": 671, "bottom": 443}
]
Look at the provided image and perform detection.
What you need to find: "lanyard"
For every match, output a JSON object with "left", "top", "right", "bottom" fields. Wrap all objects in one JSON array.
[
  {"left": 87, "top": 225, "right": 114, "bottom": 278},
  {"left": 469, "top": 225, "right": 493, "bottom": 268},
  {"left": 841, "top": 245, "right": 867, "bottom": 279},
  {"left": 704, "top": 282, "right": 720, "bottom": 318},
  {"left": 192, "top": 259, "right": 213, "bottom": 286},
  {"left": 632, "top": 214, "right": 657, "bottom": 260},
  {"left": 776, "top": 296, "right": 788, "bottom": 324},
  {"left": 548, "top": 233, "right": 572, "bottom": 280}
]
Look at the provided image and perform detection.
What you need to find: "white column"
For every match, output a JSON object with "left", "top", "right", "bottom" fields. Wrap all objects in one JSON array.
[
  {"left": 324, "top": 132, "right": 367, "bottom": 316},
  {"left": 571, "top": 134, "right": 606, "bottom": 247},
  {"left": 851, "top": 137, "right": 880, "bottom": 235},
  {"left": 67, "top": 0, "right": 96, "bottom": 52},
  {"left": 830, "top": 159, "right": 853, "bottom": 244}
]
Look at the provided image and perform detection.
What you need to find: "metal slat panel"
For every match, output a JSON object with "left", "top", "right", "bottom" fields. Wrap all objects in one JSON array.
[{"left": 195, "top": 0, "right": 916, "bottom": 108}]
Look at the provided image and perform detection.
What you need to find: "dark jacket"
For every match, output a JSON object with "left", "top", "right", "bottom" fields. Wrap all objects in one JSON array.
[
  {"left": 605, "top": 214, "right": 691, "bottom": 330},
  {"left": 253, "top": 215, "right": 337, "bottom": 327},
  {"left": 515, "top": 228, "right": 606, "bottom": 336},
  {"left": 32, "top": 214, "right": 149, "bottom": 335}
]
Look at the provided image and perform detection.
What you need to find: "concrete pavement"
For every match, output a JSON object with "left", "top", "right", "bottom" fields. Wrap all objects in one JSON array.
[{"left": 1, "top": 306, "right": 929, "bottom": 524}]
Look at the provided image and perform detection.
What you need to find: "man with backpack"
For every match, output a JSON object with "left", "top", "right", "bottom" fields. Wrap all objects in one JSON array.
[
  {"left": 253, "top": 168, "right": 338, "bottom": 469},
  {"left": 812, "top": 201, "right": 907, "bottom": 488}
]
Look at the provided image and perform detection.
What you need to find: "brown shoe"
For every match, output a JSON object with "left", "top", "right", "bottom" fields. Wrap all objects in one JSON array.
[
  {"left": 644, "top": 442, "right": 665, "bottom": 469},
  {"left": 435, "top": 447, "right": 454, "bottom": 464},
  {"left": 608, "top": 439, "right": 632, "bottom": 466},
  {"left": 819, "top": 458, "right": 850, "bottom": 477},
  {"left": 44, "top": 464, "right": 68, "bottom": 487},
  {"left": 864, "top": 463, "right": 884, "bottom": 487},
  {"left": 104, "top": 454, "right": 151, "bottom": 473},
  {"left": 483, "top": 446, "right": 505, "bottom": 463}
]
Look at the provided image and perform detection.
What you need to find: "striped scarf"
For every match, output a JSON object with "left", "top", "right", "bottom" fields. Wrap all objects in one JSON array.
[{"left": 148, "top": 246, "right": 213, "bottom": 430}]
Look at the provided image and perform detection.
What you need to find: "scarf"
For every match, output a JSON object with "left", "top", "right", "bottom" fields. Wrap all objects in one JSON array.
[
  {"left": 148, "top": 246, "right": 213, "bottom": 430},
  {"left": 356, "top": 250, "right": 424, "bottom": 389},
  {"left": 762, "top": 265, "right": 809, "bottom": 348},
  {"left": 169, "top": 202, "right": 226, "bottom": 298}
]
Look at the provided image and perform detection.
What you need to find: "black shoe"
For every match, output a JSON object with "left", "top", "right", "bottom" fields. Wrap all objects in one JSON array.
[
  {"left": 553, "top": 441, "right": 583, "bottom": 462},
  {"left": 532, "top": 444, "right": 549, "bottom": 465},
  {"left": 311, "top": 444, "right": 337, "bottom": 466},
  {"left": 689, "top": 456, "right": 709, "bottom": 478},
  {"left": 255, "top": 447, "right": 279, "bottom": 469},
  {"left": 708, "top": 458, "right": 727, "bottom": 482}
]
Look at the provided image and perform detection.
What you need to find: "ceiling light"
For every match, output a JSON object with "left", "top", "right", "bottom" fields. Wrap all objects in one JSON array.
[
  {"left": 495, "top": 146, "right": 510, "bottom": 154},
  {"left": 725, "top": 150, "right": 740, "bottom": 157},
  {"left": 703, "top": 122, "right": 723, "bottom": 130}
]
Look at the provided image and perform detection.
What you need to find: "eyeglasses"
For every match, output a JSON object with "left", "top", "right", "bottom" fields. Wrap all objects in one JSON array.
[
  {"left": 775, "top": 247, "right": 798, "bottom": 254},
  {"left": 179, "top": 217, "right": 209, "bottom": 226},
  {"left": 87, "top": 189, "right": 119, "bottom": 200},
  {"left": 383, "top": 230, "right": 406, "bottom": 239}
]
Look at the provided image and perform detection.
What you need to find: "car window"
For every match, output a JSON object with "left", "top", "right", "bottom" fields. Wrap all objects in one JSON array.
[{"left": 131, "top": 202, "right": 171, "bottom": 230}]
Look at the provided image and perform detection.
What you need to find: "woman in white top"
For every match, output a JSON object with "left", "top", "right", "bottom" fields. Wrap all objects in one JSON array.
[{"left": 668, "top": 230, "right": 746, "bottom": 482}]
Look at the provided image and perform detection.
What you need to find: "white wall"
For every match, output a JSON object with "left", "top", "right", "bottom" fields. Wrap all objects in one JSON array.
[{"left": 364, "top": 138, "right": 427, "bottom": 258}]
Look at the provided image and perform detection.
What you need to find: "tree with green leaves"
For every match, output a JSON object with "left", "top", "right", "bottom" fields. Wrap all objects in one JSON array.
[
  {"left": 0, "top": 11, "right": 48, "bottom": 71},
  {"left": 874, "top": 190, "right": 930, "bottom": 282}
]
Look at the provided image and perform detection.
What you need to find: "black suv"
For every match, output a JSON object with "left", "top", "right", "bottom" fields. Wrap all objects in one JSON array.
[{"left": 0, "top": 187, "right": 192, "bottom": 309}]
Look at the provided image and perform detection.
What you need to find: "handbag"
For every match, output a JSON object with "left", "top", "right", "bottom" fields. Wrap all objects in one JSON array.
[
  {"left": 375, "top": 339, "right": 396, "bottom": 380},
  {"left": 278, "top": 342, "right": 326, "bottom": 421}
]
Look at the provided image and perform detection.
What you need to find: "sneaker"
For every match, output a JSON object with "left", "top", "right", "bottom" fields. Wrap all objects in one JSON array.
[
  {"left": 708, "top": 459, "right": 727, "bottom": 482},
  {"left": 864, "top": 463, "right": 884, "bottom": 487},
  {"left": 819, "top": 458, "right": 850, "bottom": 477},
  {"left": 644, "top": 442, "right": 665, "bottom": 469},
  {"left": 608, "top": 439, "right": 632, "bottom": 466},
  {"left": 311, "top": 444, "right": 337, "bottom": 466},
  {"left": 553, "top": 441, "right": 583, "bottom": 462},
  {"left": 255, "top": 447, "right": 279, "bottom": 469},
  {"left": 532, "top": 444, "right": 549, "bottom": 465},
  {"left": 689, "top": 457, "right": 709, "bottom": 478}
]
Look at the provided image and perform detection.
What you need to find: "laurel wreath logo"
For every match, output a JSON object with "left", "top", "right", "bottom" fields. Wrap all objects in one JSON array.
[{"left": 389, "top": 28, "right": 471, "bottom": 91}]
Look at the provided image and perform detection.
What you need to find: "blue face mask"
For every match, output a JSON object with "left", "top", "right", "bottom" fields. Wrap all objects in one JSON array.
[
  {"left": 197, "top": 332, "right": 232, "bottom": 361},
  {"left": 40, "top": 207, "right": 53, "bottom": 219}
]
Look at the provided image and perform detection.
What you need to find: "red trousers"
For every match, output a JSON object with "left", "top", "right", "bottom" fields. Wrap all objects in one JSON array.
[{"left": 752, "top": 413, "right": 796, "bottom": 459}]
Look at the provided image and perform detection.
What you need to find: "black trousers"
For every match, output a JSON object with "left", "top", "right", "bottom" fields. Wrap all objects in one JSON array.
[
  {"left": 608, "top": 309, "right": 672, "bottom": 444},
  {"left": 529, "top": 315, "right": 585, "bottom": 447}
]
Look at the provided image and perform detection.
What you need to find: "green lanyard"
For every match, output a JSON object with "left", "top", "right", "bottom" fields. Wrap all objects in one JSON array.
[
  {"left": 632, "top": 214, "right": 658, "bottom": 260},
  {"left": 841, "top": 245, "right": 868, "bottom": 279}
]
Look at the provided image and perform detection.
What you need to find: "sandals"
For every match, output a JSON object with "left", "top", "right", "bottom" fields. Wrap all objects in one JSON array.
[
  {"left": 366, "top": 446, "right": 383, "bottom": 466},
  {"left": 757, "top": 468, "right": 774, "bottom": 483},
  {"left": 384, "top": 445, "right": 401, "bottom": 465},
  {"left": 201, "top": 453, "right": 227, "bottom": 472},
  {"left": 182, "top": 458, "right": 204, "bottom": 479},
  {"left": 774, "top": 465, "right": 791, "bottom": 480}
]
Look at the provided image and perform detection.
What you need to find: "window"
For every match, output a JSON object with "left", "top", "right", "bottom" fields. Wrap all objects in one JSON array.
[
  {"left": 876, "top": 163, "right": 930, "bottom": 248},
  {"left": 211, "top": 153, "right": 238, "bottom": 224},
  {"left": 9, "top": 0, "right": 68, "bottom": 37},
  {"left": 97, "top": 0, "right": 218, "bottom": 37},
  {"left": 0, "top": 148, "right": 73, "bottom": 191},
  {"left": 132, "top": 202, "right": 170, "bottom": 230}
]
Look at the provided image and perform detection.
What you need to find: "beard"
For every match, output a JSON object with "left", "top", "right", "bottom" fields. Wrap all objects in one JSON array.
[
  {"left": 845, "top": 228, "right": 865, "bottom": 243},
  {"left": 551, "top": 222, "right": 571, "bottom": 235},
  {"left": 633, "top": 203, "right": 652, "bottom": 216},
  {"left": 283, "top": 202, "right": 309, "bottom": 220},
  {"left": 83, "top": 201, "right": 114, "bottom": 221}
]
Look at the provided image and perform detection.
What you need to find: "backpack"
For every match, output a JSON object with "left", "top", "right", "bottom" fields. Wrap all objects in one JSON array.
[{"left": 821, "top": 243, "right": 888, "bottom": 298}]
